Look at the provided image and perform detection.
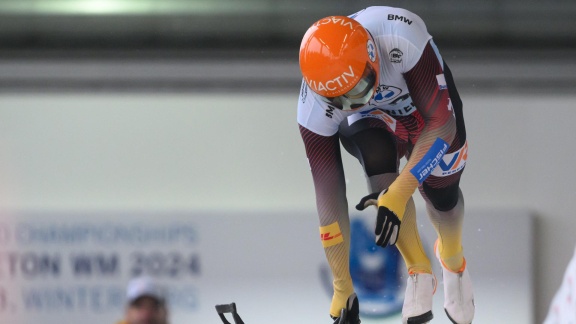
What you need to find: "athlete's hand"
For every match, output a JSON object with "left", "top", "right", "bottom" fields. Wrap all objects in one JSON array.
[{"left": 356, "top": 189, "right": 401, "bottom": 247}]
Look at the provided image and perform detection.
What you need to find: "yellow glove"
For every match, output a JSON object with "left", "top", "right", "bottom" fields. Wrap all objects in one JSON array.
[{"left": 355, "top": 189, "right": 405, "bottom": 247}]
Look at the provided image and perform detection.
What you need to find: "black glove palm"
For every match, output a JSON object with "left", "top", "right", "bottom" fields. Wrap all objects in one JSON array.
[{"left": 356, "top": 190, "right": 401, "bottom": 247}]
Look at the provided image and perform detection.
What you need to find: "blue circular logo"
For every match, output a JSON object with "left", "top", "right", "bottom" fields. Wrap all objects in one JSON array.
[{"left": 320, "top": 216, "right": 405, "bottom": 318}]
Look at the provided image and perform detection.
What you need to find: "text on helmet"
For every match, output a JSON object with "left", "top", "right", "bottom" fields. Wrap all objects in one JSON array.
[
  {"left": 306, "top": 65, "right": 356, "bottom": 94},
  {"left": 313, "top": 17, "right": 354, "bottom": 30}
]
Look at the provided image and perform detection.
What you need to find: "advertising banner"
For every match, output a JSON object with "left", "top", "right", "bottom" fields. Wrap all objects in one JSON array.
[{"left": 0, "top": 209, "right": 532, "bottom": 324}]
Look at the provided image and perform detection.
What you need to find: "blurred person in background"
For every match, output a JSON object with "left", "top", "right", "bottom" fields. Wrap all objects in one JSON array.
[
  {"left": 544, "top": 245, "right": 576, "bottom": 323},
  {"left": 298, "top": 6, "right": 473, "bottom": 324},
  {"left": 116, "top": 276, "right": 169, "bottom": 324}
]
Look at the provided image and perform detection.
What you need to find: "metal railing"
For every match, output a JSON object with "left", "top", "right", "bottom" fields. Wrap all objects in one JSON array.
[{"left": 0, "top": 0, "right": 574, "bottom": 48}]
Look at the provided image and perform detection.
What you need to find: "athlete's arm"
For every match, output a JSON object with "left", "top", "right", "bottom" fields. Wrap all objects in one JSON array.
[
  {"left": 299, "top": 125, "right": 349, "bottom": 228},
  {"left": 379, "top": 41, "right": 457, "bottom": 217}
]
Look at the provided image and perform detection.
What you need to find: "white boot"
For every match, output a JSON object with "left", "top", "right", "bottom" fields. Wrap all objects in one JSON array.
[
  {"left": 402, "top": 272, "right": 436, "bottom": 324},
  {"left": 435, "top": 240, "right": 475, "bottom": 324}
]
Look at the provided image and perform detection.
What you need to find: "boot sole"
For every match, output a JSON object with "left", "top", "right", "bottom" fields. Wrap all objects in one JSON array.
[
  {"left": 445, "top": 308, "right": 472, "bottom": 324},
  {"left": 407, "top": 310, "right": 433, "bottom": 324}
]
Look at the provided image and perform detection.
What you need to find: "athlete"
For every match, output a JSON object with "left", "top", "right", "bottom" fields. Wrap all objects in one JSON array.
[{"left": 297, "top": 7, "right": 474, "bottom": 324}]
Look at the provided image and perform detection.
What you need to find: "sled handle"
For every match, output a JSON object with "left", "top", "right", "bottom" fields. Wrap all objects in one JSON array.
[{"left": 215, "top": 302, "right": 245, "bottom": 324}]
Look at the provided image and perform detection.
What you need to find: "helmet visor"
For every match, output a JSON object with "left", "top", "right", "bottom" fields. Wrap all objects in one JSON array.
[{"left": 320, "top": 63, "right": 377, "bottom": 111}]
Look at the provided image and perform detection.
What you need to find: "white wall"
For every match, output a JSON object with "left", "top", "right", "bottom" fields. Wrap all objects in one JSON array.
[{"left": 0, "top": 92, "right": 574, "bottom": 322}]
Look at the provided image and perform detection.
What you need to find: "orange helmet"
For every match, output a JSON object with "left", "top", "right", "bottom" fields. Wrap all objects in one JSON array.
[{"left": 299, "top": 16, "right": 379, "bottom": 110}]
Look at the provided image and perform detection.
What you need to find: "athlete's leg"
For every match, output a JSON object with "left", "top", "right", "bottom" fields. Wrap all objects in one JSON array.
[
  {"left": 421, "top": 176, "right": 474, "bottom": 324},
  {"left": 420, "top": 60, "right": 468, "bottom": 272},
  {"left": 340, "top": 119, "right": 435, "bottom": 323},
  {"left": 420, "top": 180, "right": 465, "bottom": 272},
  {"left": 339, "top": 119, "right": 431, "bottom": 275},
  {"left": 369, "top": 173, "right": 431, "bottom": 274},
  {"left": 416, "top": 60, "right": 474, "bottom": 324}
]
